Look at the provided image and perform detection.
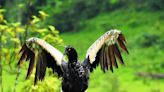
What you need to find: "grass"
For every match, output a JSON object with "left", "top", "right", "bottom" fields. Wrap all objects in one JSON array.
[{"left": 3, "top": 9, "right": 164, "bottom": 92}]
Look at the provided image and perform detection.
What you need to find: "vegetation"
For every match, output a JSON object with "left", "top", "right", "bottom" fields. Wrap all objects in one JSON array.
[
  {"left": 0, "top": 8, "right": 62, "bottom": 92},
  {"left": 0, "top": 0, "right": 164, "bottom": 92},
  {"left": 61, "top": 9, "right": 164, "bottom": 92}
]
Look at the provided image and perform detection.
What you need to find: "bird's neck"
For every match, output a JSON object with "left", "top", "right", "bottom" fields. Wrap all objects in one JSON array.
[
  {"left": 67, "top": 55, "right": 78, "bottom": 68},
  {"left": 68, "top": 56, "right": 78, "bottom": 64}
]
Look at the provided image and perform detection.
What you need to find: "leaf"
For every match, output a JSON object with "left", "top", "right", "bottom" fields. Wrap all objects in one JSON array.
[
  {"left": 11, "top": 38, "right": 20, "bottom": 44},
  {"left": 16, "top": 27, "right": 25, "bottom": 33},
  {"left": 11, "top": 22, "right": 21, "bottom": 27},
  {"left": 48, "top": 25, "right": 55, "bottom": 31},
  {"left": 39, "top": 11, "right": 49, "bottom": 20},
  {"left": 31, "top": 15, "right": 40, "bottom": 24},
  {"left": 18, "top": 3, "right": 25, "bottom": 8},
  {"left": 1, "top": 35, "right": 7, "bottom": 44},
  {"left": 0, "top": 15, "right": 4, "bottom": 22},
  {"left": 2, "top": 48, "right": 8, "bottom": 54},
  {"left": 0, "top": 24, "right": 8, "bottom": 30},
  {"left": 0, "top": 9, "right": 6, "bottom": 13}
]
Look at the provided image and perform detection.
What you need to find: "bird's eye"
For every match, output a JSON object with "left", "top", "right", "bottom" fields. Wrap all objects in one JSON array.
[{"left": 68, "top": 48, "right": 71, "bottom": 52}]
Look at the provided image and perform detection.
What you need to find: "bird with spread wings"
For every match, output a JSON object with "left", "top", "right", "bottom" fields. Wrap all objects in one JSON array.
[{"left": 17, "top": 29, "right": 128, "bottom": 92}]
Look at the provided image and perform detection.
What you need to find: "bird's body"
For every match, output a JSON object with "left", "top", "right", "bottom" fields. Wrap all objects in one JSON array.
[
  {"left": 61, "top": 45, "right": 89, "bottom": 92},
  {"left": 61, "top": 61, "right": 89, "bottom": 92},
  {"left": 17, "top": 29, "right": 129, "bottom": 92}
]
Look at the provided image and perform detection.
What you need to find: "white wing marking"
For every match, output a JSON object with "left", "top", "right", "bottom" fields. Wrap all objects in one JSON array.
[
  {"left": 26, "top": 37, "right": 65, "bottom": 65},
  {"left": 86, "top": 29, "right": 121, "bottom": 64}
]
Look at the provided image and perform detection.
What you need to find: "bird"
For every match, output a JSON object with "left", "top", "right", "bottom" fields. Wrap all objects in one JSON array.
[{"left": 17, "top": 29, "right": 129, "bottom": 92}]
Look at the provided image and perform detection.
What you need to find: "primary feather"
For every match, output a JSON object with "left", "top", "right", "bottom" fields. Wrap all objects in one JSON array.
[
  {"left": 18, "top": 37, "right": 65, "bottom": 84},
  {"left": 85, "top": 29, "right": 128, "bottom": 72}
]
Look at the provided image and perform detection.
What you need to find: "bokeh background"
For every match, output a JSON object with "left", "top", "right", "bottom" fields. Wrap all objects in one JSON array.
[{"left": 0, "top": 0, "right": 164, "bottom": 92}]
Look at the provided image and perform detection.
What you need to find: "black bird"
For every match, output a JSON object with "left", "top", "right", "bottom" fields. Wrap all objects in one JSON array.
[{"left": 17, "top": 29, "right": 129, "bottom": 92}]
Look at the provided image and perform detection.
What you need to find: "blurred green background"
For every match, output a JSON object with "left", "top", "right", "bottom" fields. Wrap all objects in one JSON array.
[{"left": 0, "top": 0, "right": 164, "bottom": 92}]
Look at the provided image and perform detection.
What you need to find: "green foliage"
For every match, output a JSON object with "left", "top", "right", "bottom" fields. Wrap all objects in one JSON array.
[
  {"left": 136, "top": 33, "right": 160, "bottom": 48},
  {"left": 3, "top": 0, "right": 124, "bottom": 32},
  {"left": 0, "top": 9, "right": 63, "bottom": 63},
  {"left": 47, "top": 0, "right": 123, "bottom": 32},
  {"left": 145, "top": 0, "right": 164, "bottom": 10},
  {"left": 26, "top": 11, "right": 63, "bottom": 46},
  {"left": 0, "top": 9, "right": 63, "bottom": 92},
  {"left": 1, "top": 0, "right": 164, "bottom": 92},
  {"left": 21, "top": 71, "right": 61, "bottom": 92},
  {"left": 0, "top": 9, "right": 23, "bottom": 64},
  {"left": 3, "top": 0, "right": 164, "bottom": 32}
]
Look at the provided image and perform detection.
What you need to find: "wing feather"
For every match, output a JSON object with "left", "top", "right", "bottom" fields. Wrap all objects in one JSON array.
[
  {"left": 18, "top": 44, "right": 28, "bottom": 65},
  {"left": 84, "top": 29, "right": 128, "bottom": 72},
  {"left": 117, "top": 36, "right": 129, "bottom": 54},
  {"left": 113, "top": 44, "right": 124, "bottom": 64},
  {"left": 118, "top": 34, "right": 126, "bottom": 43},
  {"left": 108, "top": 46, "right": 113, "bottom": 72},
  {"left": 110, "top": 45, "right": 118, "bottom": 68},
  {"left": 18, "top": 37, "right": 66, "bottom": 85},
  {"left": 102, "top": 46, "right": 107, "bottom": 72},
  {"left": 106, "top": 47, "right": 110, "bottom": 70},
  {"left": 104, "top": 47, "right": 109, "bottom": 71},
  {"left": 18, "top": 44, "right": 36, "bottom": 79},
  {"left": 100, "top": 48, "right": 104, "bottom": 72},
  {"left": 26, "top": 54, "right": 35, "bottom": 79}
]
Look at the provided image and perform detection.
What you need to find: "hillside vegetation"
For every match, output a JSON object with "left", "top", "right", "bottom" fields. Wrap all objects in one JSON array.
[
  {"left": 1, "top": 0, "right": 164, "bottom": 92},
  {"left": 61, "top": 9, "right": 164, "bottom": 92}
]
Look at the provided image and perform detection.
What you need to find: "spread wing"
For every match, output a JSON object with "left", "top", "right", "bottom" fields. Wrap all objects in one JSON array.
[
  {"left": 17, "top": 37, "right": 66, "bottom": 85},
  {"left": 83, "top": 29, "right": 128, "bottom": 72}
]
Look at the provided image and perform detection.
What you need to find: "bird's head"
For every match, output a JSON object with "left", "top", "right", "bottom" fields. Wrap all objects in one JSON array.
[{"left": 65, "top": 45, "right": 78, "bottom": 63}]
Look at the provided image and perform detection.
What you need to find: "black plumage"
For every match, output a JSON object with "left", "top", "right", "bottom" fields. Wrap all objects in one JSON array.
[{"left": 17, "top": 29, "right": 128, "bottom": 92}]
